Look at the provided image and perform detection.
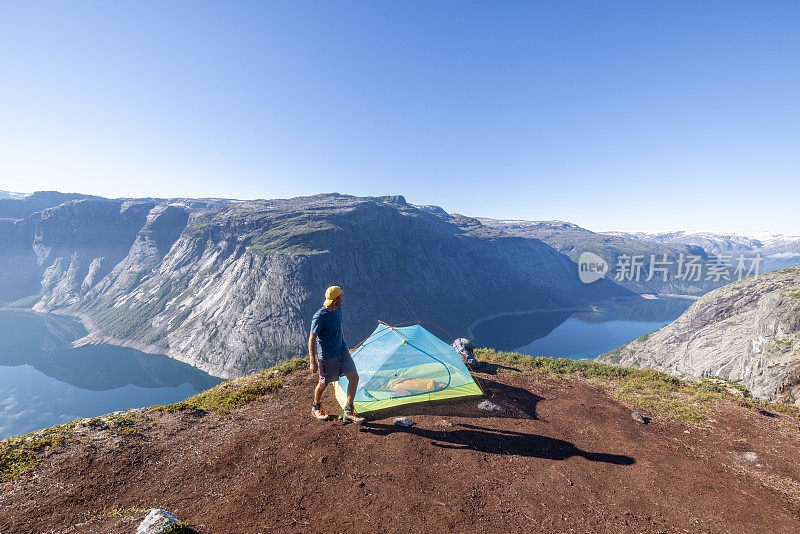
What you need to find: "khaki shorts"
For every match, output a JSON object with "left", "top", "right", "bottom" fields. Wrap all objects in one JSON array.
[{"left": 318, "top": 353, "right": 356, "bottom": 384}]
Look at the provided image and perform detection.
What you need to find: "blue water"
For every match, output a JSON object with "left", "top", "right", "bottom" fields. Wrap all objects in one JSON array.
[
  {"left": 473, "top": 297, "right": 695, "bottom": 360},
  {"left": 0, "top": 311, "right": 222, "bottom": 439},
  {"left": 513, "top": 317, "right": 670, "bottom": 359}
]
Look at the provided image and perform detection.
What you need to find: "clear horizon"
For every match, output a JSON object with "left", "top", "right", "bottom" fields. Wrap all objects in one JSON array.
[{"left": 2, "top": 1, "right": 798, "bottom": 234}]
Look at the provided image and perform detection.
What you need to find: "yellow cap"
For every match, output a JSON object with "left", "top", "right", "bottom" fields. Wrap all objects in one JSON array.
[{"left": 323, "top": 285, "right": 343, "bottom": 307}]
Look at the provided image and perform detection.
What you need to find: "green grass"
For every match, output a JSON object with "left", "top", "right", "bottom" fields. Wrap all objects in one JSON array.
[
  {"left": 0, "top": 422, "right": 77, "bottom": 483},
  {"left": 149, "top": 356, "right": 305, "bottom": 414},
  {"left": 150, "top": 378, "right": 283, "bottom": 414},
  {"left": 240, "top": 342, "right": 306, "bottom": 375},
  {"left": 86, "top": 417, "right": 104, "bottom": 428},
  {"left": 247, "top": 214, "right": 335, "bottom": 256},
  {"left": 109, "top": 417, "right": 138, "bottom": 436},
  {"left": 476, "top": 348, "right": 800, "bottom": 422},
  {"left": 163, "top": 521, "right": 192, "bottom": 533},
  {"left": 85, "top": 506, "right": 147, "bottom": 521}
]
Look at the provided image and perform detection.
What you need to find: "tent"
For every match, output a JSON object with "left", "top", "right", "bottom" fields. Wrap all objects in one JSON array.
[{"left": 334, "top": 322, "right": 483, "bottom": 414}]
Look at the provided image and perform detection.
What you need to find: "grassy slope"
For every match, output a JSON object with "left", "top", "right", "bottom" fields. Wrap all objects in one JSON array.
[{"left": 3, "top": 351, "right": 799, "bottom": 486}]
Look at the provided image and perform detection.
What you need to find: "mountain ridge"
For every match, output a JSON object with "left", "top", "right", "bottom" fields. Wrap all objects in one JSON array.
[
  {"left": 478, "top": 217, "right": 800, "bottom": 294},
  {"left": 0, "top": 192, "right": 629, "bottom": 378}
]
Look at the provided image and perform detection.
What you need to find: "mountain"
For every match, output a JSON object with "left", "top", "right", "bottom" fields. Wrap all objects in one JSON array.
[
  {"left": 605, "top": 230, "right": 762, "bottom": 253},
  {"left": 605, "top": 230, "right": 800, "bottom": 272},
  {"left": 0, "top": 191, "right": 30, "bottom": 200},
  {"left": 476, "top": 218, "right": 721, "bottom": 295},
  {"left": 0, "top": 191, "right": 100, "bottom": 220},
  {"left": 597, "top": 267, "right": 800, "bottom": 403},
  {"left": 0, "top": 193, "right": 630, "bottom": 378}
]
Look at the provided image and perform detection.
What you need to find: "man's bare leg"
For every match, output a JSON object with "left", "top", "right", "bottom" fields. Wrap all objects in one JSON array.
[
  {"left": 312, "top": 381, "right": 331, "bottom": 420},
  {"left": 314, "top": 380, "right": 327, "bottom": 404},
  {"left": 344, "top": 370, "right": 359, "bottom": 406},
  {"left": 342, "top": 370, "right": 364, "bottom": 424}
]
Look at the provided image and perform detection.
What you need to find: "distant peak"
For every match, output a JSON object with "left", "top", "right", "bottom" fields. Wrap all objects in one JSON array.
[
  {"left": 414, "top": 204, "right": 449, "bottom": 217},
  {"left": 477, "top": 217, "right": 588, "bottom": 231},
  {"left": 376, "top": 195, "right": 407, "bottom": 205}
]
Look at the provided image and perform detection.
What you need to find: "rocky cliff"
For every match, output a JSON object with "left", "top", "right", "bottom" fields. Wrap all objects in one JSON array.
[
  {"left": 597, "top": 267, "right": 800, "bottom": 403},
  {"left": 0, "top": 193, "right": 631, "bottom": 378}
]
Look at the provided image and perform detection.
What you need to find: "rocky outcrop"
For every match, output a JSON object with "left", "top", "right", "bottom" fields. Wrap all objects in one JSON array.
[
  {"left": 0, "top": 193, "right": 631, "bottom": 378},
  {"left": 597, "top": 267, "right": 800, "bottom": 402}
]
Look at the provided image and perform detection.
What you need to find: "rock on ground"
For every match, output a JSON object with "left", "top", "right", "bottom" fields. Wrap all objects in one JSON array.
[
  {"left": 394, "top": 417, "right": 416, "bottom": 427},
  {"left": 136, "top": 509, "right": 180, "bottom": 534},
  {"left": 478, "top": 399, "right": 503, "bottom": 411}
]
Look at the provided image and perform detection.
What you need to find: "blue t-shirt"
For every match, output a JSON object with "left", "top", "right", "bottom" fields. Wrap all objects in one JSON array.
[{"left": 310, "top": 307, "right": 348, "bottom": 359}]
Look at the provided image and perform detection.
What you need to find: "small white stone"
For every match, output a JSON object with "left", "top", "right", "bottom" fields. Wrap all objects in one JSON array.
[
  {"left": 478, "top": 400, "right": 503, "bottom": 412},
  {"left": 393, "top": 417, "right": 416, "bottom": 427},
  {"left": 136, "top": 509, "right": 180, "bottom": 534},
  {"left": 742, "top": 452, "right": 758, "bottom": 462}
]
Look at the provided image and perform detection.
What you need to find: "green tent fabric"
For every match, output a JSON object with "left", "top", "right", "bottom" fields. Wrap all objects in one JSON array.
[{"left": 334, "top": 323, "right": 483, "bottom": 413}]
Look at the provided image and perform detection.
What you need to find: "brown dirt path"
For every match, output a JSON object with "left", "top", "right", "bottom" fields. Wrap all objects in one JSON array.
[{"left": 2, "top": 369, "right": 800, "bottom": 533}]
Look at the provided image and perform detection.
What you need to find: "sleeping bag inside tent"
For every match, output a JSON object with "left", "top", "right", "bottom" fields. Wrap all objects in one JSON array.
[{"left": 334, "top": 323, "right": 483, "bottom": 413}]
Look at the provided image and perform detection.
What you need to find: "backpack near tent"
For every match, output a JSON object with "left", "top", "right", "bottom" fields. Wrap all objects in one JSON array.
[
  {"left": 453, "top": 337, "right": 482, "bottom": 369},
  {"left": 334, "top": 322, "right": 484, "bottom": 414}
]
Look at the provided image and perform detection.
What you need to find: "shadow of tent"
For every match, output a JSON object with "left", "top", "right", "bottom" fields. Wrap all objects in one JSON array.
[
  {"left": 361, "top": 422, "right": 635, "bottom": 465},
  {"left": 356, "top": 377, "right": 543, "bottom": 421},
  {"left": 476, "top": 362, "right": 524, "bottom": 376},
  {"left": 478, "top": 376, "right": 542, "bottom": 420}
]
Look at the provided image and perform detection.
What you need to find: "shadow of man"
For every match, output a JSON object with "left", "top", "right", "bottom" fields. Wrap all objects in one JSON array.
[{"left": 361, "top": 422, "right": 634, "bottom": 465}]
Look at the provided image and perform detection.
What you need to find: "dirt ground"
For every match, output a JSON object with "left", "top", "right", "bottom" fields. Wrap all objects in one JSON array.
[{"left": 2, "top": 367, "right": 800, "bottom": 533}]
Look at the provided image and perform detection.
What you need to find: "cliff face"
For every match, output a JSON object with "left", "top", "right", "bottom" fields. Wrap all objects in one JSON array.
[
  {"left": 0, "top": 193, "right": 631, "bottom": 378},
  {"left": 597, "top": 267, "right": 800, "bottom": 403}
]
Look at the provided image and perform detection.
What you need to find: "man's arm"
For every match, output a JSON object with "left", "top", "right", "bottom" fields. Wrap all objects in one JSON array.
[{"left": 308, "top": 332, "right": 318, "bottom": 373}]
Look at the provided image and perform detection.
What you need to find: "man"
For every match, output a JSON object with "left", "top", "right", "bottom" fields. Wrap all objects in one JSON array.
[{"left": 309, "top": 286, "right": 365, "bottom": 424}]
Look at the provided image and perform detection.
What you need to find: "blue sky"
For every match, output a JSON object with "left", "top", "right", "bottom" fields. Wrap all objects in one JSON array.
[{"left": 1, "top": 1, "right": 798, "bottom": 233}]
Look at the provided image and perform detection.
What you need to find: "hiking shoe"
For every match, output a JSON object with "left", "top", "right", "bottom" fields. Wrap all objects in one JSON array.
[
  {"left": 342, "top": 409, "right": 365, "bottom": 425},
  {"left": 312, "top": 404, "right": 331, "bottom": 421}
]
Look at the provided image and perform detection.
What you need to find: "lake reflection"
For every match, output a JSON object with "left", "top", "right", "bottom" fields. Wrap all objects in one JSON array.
[
  {"left": 472, "top": 297, "right": 694, "bottom": 359},
  {"left": 0, "top": 311, "right": 222, "bottom": 438}
]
